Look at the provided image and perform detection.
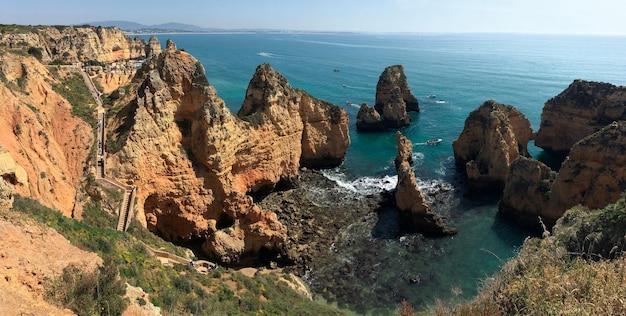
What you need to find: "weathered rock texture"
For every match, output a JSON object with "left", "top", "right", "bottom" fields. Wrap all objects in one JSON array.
[
  {"left": 146, "top": 35, "right": 162, "bottom": 58},
  {"left": 356, "top": 65, "right": 418, "bottom": 132},
  {"left": 499, "top": 157, "right": 556, "bottom": 228},
  {"left": 0, "top": 53, "right": 94, "bottom": 216},
  {"left": 535, "top": 80, "right": 626, "bottom": 154},
  {"left": 394, "top": 132, "right": 457, "bottom": 235},
  {"left": 452, "top": 100, "right": 533, "bottom": 192},
  {"left": 500, "top": 121, "right": 626, "bottom": 229},
  {"left": 0, "top": 25, "right": 149, "bottom": 63},
  {"left": 106, "top": 43, "right": 349, "bottom": 264},
  {"left": 375, "top": 65, "right": 419, "bottom": 112}
]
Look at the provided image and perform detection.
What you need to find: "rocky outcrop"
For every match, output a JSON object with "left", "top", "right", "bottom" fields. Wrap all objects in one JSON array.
[
  {"left": 499, "top": 157, "right": 556, "bottom": 228},
  {"left": 355, "top": 103, "right": 386, "bottom": 131},
  {"left": 357, "top": 65, "right": 417, "bottom": 132},
  {"left": 238, "top": 63, "right": 350, "bottom": 170},
  {"left": 535, "top": 80, "right": 626, "bottom": 154},
  {"left": 394, "top": 132, "right": 457, "bottom": 235},
  {"left": 452, "top": 100, "right": 533, "bottom": 192},
  {"left": 106, "top": 44, "right": 349, "bottom": 264},
  {"left": 500, "top": 121, "right": 626, "bottom": 229},
  {"left": 146, "top": 36, "right": 162, "bottom": 59},
  {"left": 0, "top": 26, "right": 148, "bottom": 64},
  {"left": 549, "top": 121, "right": 626, "bottom": 214},
  {"left": 375, "top": 65, "right": 419, "bottom": 112},
  {"left": 0, "top": 53, "right": 93, "bottom": 216}
]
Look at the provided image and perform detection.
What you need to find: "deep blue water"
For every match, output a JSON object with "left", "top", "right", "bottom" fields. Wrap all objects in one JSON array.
[{"left": 142, "top": 33, "right": 626, "bottom": 313}]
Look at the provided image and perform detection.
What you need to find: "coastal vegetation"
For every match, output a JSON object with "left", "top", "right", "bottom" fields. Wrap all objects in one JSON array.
[
  {"left": 11, "top": 195, "right": 343, "bottom": 315},
  {"left": 50, "top": 72, "right": 97, "bottom": 127},
  {"left": 432, "top": 196, "right": 626, "bottom": 315}
]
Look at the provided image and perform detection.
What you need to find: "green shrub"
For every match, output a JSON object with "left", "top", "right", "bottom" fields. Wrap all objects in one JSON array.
[
  {"left": 45, "top": 259, "right": 128, "bottom": 316},
  {"left": 27, "top": 46, "right": 43, "bottom": 60},
  {"left": 51, "top": 73, "right": 97, "bottom": 127}
]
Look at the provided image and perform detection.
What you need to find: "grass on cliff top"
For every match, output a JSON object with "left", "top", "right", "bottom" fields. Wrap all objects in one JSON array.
[
  {"left": 433, "top": 196, "right": 626, "bottom": 315},
  {"left": 10, "top": 195, "right": 343, "bottom": 316},
  {"left": 51, "top": 71, "right": 97, "bottom": 127}
]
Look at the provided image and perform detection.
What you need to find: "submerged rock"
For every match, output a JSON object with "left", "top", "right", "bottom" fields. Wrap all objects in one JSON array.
[
  {"left": 535, "top": 80, "right": 626, "bottom": 155},
  {"left": 452, "top": 100, "right": 533, "bottom": 192},
  {"left": 394, "top": 132, "right": 457, "bottom": 235}
]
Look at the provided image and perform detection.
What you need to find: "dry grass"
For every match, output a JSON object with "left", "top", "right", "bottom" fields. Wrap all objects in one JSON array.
[{"left": 431, "top": 198, "right": 626, "bottom": 316}]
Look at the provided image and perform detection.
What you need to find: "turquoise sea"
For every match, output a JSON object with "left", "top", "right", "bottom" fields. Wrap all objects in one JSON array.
[{"left": 143, "top": 33, "right": 626, "bottom": 313}]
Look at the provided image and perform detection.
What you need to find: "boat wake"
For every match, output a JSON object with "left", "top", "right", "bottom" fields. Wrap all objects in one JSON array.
[
  {"left": 257, "top": 51, "right": 280, "bottom": 58},
  {"left": 341, "top": 84, "right": 372, "bottom": 90}
]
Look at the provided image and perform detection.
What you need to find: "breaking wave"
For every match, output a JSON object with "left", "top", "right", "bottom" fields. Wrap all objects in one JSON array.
[{"left": 321, "top": 169, "right": 397, "bottom": 196}]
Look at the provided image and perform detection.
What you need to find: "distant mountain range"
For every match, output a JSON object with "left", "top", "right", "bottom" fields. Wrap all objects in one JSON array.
[{"left": 85, "top": 21, "right": 225, "bottom": 33}]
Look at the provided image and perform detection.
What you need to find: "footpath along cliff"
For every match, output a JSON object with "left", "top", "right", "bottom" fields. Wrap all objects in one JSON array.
[{"left": 106, "top": 40, "right": 350, "bottom": 264}]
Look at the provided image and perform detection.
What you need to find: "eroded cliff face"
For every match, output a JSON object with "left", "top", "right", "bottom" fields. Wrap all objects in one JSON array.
[
  {"left": 499, "top": 157, "right": 557, "bottom": 228},
  {"left": 0, "top": 26, "right": 148, "bottom": 64},
  {"left": 452, "top": 100, "right": 533, "bottom": 192},
  {"left": 107, "top": 42, "right": 349, "bottom": 264},
  {"left": 0, "top": 53, "right": 94, "bottom": 216},
  {"left": 394, "top": 132, "right": 457, "bottom": 235},
  {"left": 535, "top": 80, "right": 626, "bottom": 154},
  {"left": 500, "top": 121, "right": 626, "bottom": 229}
]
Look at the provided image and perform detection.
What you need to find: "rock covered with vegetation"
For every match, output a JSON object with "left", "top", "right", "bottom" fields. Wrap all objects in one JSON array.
[{"left": 446, "top": 197, "right": 626, "bottom": 315}]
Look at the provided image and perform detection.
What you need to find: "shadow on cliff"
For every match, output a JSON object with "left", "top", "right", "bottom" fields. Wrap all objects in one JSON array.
[{"left": 106, "top": 100, "right": 137, "bottom": 154}]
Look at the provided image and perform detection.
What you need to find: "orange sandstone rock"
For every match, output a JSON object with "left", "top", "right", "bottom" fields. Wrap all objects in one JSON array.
[{"left": 452, "top": 100, "right": 533, "bottom": 192}]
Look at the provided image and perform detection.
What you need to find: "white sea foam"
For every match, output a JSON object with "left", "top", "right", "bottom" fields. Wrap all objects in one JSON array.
[
  {"left": 321, "top": 169, "right": 397, "bottom": 195},
  {"left": 321, "top": 168, "right": 454, "bottom": 198}
]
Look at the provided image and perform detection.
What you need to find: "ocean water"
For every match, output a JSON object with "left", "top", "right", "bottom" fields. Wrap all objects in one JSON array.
[{"left": 142, "top": 33, "right": 626, "bottom": 313}]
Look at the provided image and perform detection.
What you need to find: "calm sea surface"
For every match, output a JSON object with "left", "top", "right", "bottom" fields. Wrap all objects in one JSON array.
[{"left": 143, "top": 33, "right": 626, "bottom": 313}]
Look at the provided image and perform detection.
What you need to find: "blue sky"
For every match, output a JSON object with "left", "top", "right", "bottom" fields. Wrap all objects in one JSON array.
[{"left": 3, "top": 0, "right": 626, "bottom": 35}]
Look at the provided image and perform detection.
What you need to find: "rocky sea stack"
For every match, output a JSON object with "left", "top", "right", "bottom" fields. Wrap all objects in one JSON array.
[
  {"left": 106, "top": 43, "right": 350, "bottom": 264},
  {"left": 452, "top": 100, "right": 533, "bottom": 192},
  {"left": 394, "top": 132, "right": 457, "bottom": 235},
  {"left": 356, "top": 65, "right": 419, "bottom": 132}
]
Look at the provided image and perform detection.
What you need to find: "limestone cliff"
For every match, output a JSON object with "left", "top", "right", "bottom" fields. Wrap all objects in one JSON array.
[
  {"left": 106, "top": 42, "right": 349, "bottom": 264},
  {"left": 535, "top": 80, "right": 626, "bottom": 154},
  {"left": 0, "top": 25, "right": 149, "bottom": 64},
  {"left": 394, "top": 132, "right": 457, "bottom": 235},
  {"left": 357, "top": 65, "right": 417, "bottom": 132},
  {"left": 0, "top": 53, "right": 94, "bottom": 216},
  {"left": 452, "top": 100, "right": 533, "bottom": 192},
  {"left": 500, "top": 121, "right": 626, "bottom": 229}
]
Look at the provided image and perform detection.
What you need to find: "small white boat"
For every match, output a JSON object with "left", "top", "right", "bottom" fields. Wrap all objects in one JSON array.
[
  {"left": 426, "top": 138, "right": 443, "bottom": 145},
  {"left": 435, "top": 100, "right": 445, "bottom": 104}
]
